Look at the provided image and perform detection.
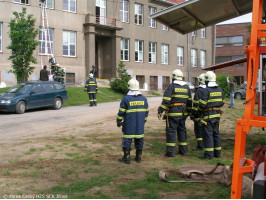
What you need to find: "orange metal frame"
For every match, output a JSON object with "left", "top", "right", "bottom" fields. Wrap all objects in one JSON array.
[{"left": 231, "top": 0, "right": 266, "bottom": 198}]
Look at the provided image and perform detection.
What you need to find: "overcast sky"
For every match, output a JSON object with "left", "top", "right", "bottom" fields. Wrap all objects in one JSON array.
[{"left": 218, "top": 13, "right": 252, "bottom": 25}]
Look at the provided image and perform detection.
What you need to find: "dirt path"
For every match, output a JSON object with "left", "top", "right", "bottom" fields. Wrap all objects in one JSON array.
[{"left": 0, "top": 97, "right": 162, "bottom": 143}]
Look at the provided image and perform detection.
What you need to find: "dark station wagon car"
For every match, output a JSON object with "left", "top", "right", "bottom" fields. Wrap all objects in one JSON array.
[{"left": 0, "top": 81, "right": 68, "bottom": 114}]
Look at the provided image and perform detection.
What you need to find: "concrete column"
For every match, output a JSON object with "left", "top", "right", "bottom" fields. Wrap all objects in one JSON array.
[
  {"left": 85, "top": 25, "right": 96, "bottom": 78},
  {"left": 112, "top": 33, "right": 121, "bottom": 78}
]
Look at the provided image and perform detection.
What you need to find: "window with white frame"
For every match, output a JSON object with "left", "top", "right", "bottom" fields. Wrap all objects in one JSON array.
[
  {"left": 162, "top": 24, "right": 168, "bottom": 31},
  {"left": 135, "top": 3, "right": 143, "bottom": 25},
  {"left": 191, "top": 48, "right": 197, "bottom": 67},
  {"left": 0, "top": 22, "right": 2, "bottom": 52},
  {"left": 200, "top": 50, "right": 206, "bottom": 68},
  {"left": 200, "top": 28, "right": 206, "bottom": 38},
  {"left": 39, "top": 28, "right": 54, "bottom": 55},
  {"left": 63, "top": 0, "right": 76, "bottom": 13},
  {"left": 161, "top": 44, "right": 169, "bottom": 65},
  {"left": 191, "top": 31, "right": 196, "bottom": 37},
  {"left": 121, "top": 38, "right": 129, "bottom": 61},
  {"left": 149, "top": 7, "right": 156, "bottom": 28},
  {"left": 14, "top": 0, "right": 29, "bottom": 4},
  {"left": 149, "top": 42, "right": 156, "bottom": 63},
  {"left": 177, "top": 46, "right": 184, "bottom": 66},
  {"left": 39, "top": 0, "right": 54, "bottom": 9},
  {"left": 120, "top": 0, "right": 129, "bottom": 23},
  {"left": 63, "top": 30, "right": 76, "bottom": 57},
  {"left": 135, "top": 40, "right": 143, "bottom": 62}
]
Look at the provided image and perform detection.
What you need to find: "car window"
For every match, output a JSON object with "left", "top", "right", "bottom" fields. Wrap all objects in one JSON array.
[
  {"left": 31, "top": 84, "right": 44, "bottom": 93},
  {"left": 7, "top": 84, "right": 32, "bottom": 94},
  {"left": 53, "top": 83, "right": 64, "bottom": 90},
  {"left": 43, "top": 83, "right": 55, "bottom": 92}
]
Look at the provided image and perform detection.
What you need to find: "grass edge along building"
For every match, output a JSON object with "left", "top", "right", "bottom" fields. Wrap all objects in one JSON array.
[{"left": 0, "top": 0, "right": 213, "bottom": 90}]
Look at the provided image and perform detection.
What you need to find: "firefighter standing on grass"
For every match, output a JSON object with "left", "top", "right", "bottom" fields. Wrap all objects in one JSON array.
[
  {"left": 117, "top": 79, "right": 149, "bottom": 164},
  {"left": 198, "top": 71, "right": 225, "bottom": 160},
  {"left": 84, "top": 73, "right": 98, "bottom": 106},
  {"left": 158, "top": 69, "right": 192, "bottom": 157},
  {"left": 191, "top": 73, "right": 206, "bottom": 151}
]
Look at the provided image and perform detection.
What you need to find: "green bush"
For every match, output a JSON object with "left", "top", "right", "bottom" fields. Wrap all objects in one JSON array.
[
  {"left": 110, "top": 61, "right": 130, "bottom": 94},
  {"left": 216, "top": 73, "right": 234, "bottom": 97}
]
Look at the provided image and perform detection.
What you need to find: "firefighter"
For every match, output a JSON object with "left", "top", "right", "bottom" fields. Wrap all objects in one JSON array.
[
  {"left": 49, "top": 56, "right": 57, "bottom": 75},
  {"left": 54, "top": 64, "right": 65, "bottom": 85},
  {"left": 158, "top": 69, "right": 192, "bottom": 157},
  {"left": 117, "top": 79, "right": 149, "bottom": 164},
  {"left": 198, "top": 71, "right": 225, "bottom": 159},
  {"left": 191, "top": 73, "right": 206, "bottom": 151},
  {"left": 84, "top": 73, "right": 98, "bottom": 106}
]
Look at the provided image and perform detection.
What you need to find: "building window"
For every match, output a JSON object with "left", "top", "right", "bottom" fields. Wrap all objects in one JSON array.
[
  {"left": 135, "top": 40, "right": 143, "bottom": 62},
  {"left": 39, "top": 0, "right": 54, "bottom": 9},
  {"left": 96, "top": 0, "right": 106, "bottom": 24},
  {"left": 121, "top": 38, "right": 129, "bottom": 61},
  {"left": 149, "top": 42, "right": 156, "bottom": 63},
  {"left": 14, "top": 0, "right": 29, "bottom": 4},
  {"left": 120, "top": 0, "right": 129, "bottom": 23},
  {"left": 135, "top": 3, "right": 143, "bottom": 25},
  {"left": 149, "top": 7, "right": 156, "bottom": 28},
  {"left": 191, "top": 31, "right": 196, "bottom": 37},
  {"left": 161, "top": 44, "right": 169, "bottom": 65},
  {"left": 150, "top": 76, "right": 158, "bottom": 90},
  {"left": 200, "top": 28, "right": 206, "bottom": 38},
  {"left": 215, "top": 55, "right": 244, "bottom": 66},
  {"left": 39, "top": 28, "right": 54, "bottom": 55},
  {"left": 163, "top": 76, "right": 170, "bottom": 90},
  {"left": 200, "top": 50, "right": 206, "bottom": 68},
  {"left": 63, "top": 30, "right": 76, "bottom": 57},
  {"left": 191, "top": 48, "right": 197, "bottom": 67},
  {"left": 177, "top": 46, "right": 184, "bottom": 66},
  {"left": 216, "top": 36, "right": 243, "bottom": 47},
  {"left": 136, "top": 75, "right": 145, "bottom": 89},
  {"left": 63, "top": 0, "right": 76, "bottom": 13},
  {"left": 162, "top": 24, "right": 168, "bottom": 31},
  {"left": 0, "top": 22, "right": 2, "bottom": 52},
  {"left": 66, "top": 73, "right": 75, "bottom": 84}
]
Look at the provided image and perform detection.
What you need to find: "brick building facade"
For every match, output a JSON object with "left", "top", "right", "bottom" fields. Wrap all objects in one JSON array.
[{"left": 215, "top": 22, "right": 250, "bottom": 85}]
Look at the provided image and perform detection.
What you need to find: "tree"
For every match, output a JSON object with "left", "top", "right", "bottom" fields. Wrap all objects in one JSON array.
[
  {"left": 7, "top": 7, "right": 39, "bottom": 83},
  {"left": 110, "top": 61, "right": 131, "bottom": 94}
]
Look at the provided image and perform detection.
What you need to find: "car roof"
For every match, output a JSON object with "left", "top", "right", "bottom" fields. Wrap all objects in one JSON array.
[{"left": 22, "top": 81, "right": 59, "bottom": 85}]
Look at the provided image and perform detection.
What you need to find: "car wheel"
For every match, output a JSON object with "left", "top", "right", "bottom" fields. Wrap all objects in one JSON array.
[
  {"left": 235, "top": 93, "right": 242, "bottom": 100},
  {"left": 53, "top": 98, "right": 62, "bottom": 110},
  {"left": 16, "top": 101, "right": 26, "bottom": 114}
]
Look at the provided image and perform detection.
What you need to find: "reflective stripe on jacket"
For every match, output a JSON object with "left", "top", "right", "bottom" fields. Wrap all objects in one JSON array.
[
  {"left": 158, "top": 82, "right": 192, "bottom": 117},
  {"left": 85, "top": 78, "right": 98, "bottom": 93},
  {"left": 117, "top": 94, "right": 149, "bottom": 136}
]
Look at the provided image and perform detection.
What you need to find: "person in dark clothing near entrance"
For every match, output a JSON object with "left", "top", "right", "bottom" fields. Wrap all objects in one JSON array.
[
  {"left": 117, "top": 79, "right": 149, "bottom": 164},
  {"left": 84, "top": 73, "right": 98, "bottom": 106},
  {"left": 40, "top": 65, "right": 49, "bottom": 81},
  {"left": 227, "top": 77, "right": 235, "bottom": 108},
  {"left": 90, "top": 65, "right": 98, "bottom": 78},
  {"left": 191, "top": 73, "right": 206, "bottom": 151},
  {"left": 158, "top": 69, "right": 192, "bottom": 157},
  {"left": 198, "top": 71, "right": 225, "bottom": 160}
]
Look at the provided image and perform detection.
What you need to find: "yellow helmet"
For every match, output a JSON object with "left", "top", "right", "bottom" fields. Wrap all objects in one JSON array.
[
  {"left": 198, "top": 73, "right": 205, "bottom": 84},
  {"left": 205, "top": 71, "right": 216, "bottom": 82},
  {"left": 89, "top": 73, "right": 94, "bottom": 78},
  {"left": 172, "top": 69, "right": 183, "bottom": 80},
  {"left": 128, "top": 79, "right": 139, "bottom": 90}
]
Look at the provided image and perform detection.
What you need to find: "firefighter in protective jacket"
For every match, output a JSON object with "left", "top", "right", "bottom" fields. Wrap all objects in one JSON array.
[
  {"left": 191, "top": 73, "right": 206, "bottom": 151},
  {"left": 84, "top": 73, "right": 98, "bottom": 106},
  {"left": 198, "top": 71, "right": 225, "bottom": 159},
  {"left": 158, "top": 69, "right": 192, "bottom": 157},
  {"left": 117, "top": 79, "right": 149, "bottom": 164},
  {"left": 54, "top": 64, "right": 65, "bottom": 86}
]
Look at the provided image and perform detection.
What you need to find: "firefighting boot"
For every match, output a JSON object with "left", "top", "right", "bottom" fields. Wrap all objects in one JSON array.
[
  {"left": 119, "top": 148, "right": 131, "bottom": 164},
  {"left": 134, "top": 148, "right": 142, "bottom": 163}
]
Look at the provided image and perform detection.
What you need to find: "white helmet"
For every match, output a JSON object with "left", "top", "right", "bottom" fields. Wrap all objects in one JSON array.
[
  {"left": 205, "top": 71, "right": 216, "bottom": 82},
  {"left": 89, "top": 73, "right": 94, "bottom": 78},
  {"left": 128, "top": 79, "right": 139, "bottom": 91},
  {"left": 172, "top": 69, "right": 183, "bottom": 80},
  {"left": 198, "top": 73, "right": 206, "bottom": 85}
]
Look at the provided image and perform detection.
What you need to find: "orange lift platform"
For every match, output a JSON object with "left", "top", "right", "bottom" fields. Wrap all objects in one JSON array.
[{"left": 152, "top": 0, "right": 266, "bottom": 198}]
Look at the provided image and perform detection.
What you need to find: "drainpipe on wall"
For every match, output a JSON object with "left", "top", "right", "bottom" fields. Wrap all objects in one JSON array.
[
  {"left": 212, "top": 24, "right": 216, "bottom": 66},
  {"left": 187, "top": 33, "right": 190, "bottom": 82}
]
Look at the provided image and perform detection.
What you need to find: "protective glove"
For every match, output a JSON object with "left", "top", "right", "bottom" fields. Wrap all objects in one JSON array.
[
  {"left": 190, "top": 114, "right": 194, "bottom": 121},
  {"left": 84, "top": 89, "right": 87, "bottom": 93},
  {"left": 117, "top": 122, "right": 123, "bottom": 127},
  {"left": 158, "top": 113, "right": 163, "bottom": 120}
]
